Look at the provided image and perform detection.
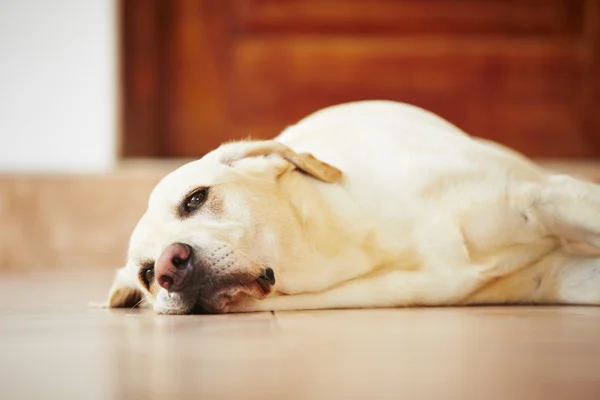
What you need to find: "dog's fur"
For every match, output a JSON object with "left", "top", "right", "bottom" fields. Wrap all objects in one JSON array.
[{"left": 106, "top": 101, "right": 600, "bottom": 314}]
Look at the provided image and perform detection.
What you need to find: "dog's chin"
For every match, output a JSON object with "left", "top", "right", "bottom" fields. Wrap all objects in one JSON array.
[
  {"left": 153, "top": 291, "right": 197, "bottom": 315},
  {"left": 153, "top": 282, "right": 272, "bottom": 315}
]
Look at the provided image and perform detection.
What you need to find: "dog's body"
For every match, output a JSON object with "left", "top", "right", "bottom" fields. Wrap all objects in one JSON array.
[{"left": 107, "top": 101, "right": 600, "bottom": 314}]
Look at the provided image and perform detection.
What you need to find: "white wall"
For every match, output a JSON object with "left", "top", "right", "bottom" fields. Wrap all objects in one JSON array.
[{"left": 0, "top": 0, "right": 117, "bottom": 172}]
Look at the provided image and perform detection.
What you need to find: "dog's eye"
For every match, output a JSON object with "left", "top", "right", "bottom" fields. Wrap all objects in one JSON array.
[
  {"left": 142, "top": 267, "right": 154, "bottom": 286},
  {"left": 183, "top": 188, "right": 208, "bottom": 214}
]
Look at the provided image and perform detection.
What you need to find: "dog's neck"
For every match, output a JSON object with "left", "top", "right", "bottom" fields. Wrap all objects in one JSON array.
[{"left": 273, "top": 170, "right": 393, "bottom": 294}]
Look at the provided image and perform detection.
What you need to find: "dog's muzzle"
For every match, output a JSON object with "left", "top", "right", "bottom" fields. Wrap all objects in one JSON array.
[{"left": 153, "top": 242, "right": 276, "bottom": 313}]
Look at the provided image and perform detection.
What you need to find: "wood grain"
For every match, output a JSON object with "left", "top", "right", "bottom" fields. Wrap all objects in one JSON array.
[
  {"left": 121, "top": 0, "right": 164, "bottom": 157},
  {"left": 236, "top": 0, "right": 584, "bottom": 36},
  {"left": 161, "top": 0, "right": 235, "bottom": 157},
  {"left": 2, "top": 270, "right": 600, "bottom": 400},
  {"left": 232, "top": 36, "right": 588, "bottom": 157},
  {"left": 583, "top": 0, "right": 600, "bottom": 154},
  {"left": 120, "top": 0, "right": 600, "bottom": 158}
]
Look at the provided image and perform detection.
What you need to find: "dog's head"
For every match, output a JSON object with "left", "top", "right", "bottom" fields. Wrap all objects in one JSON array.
[{"left": 106, "top": 140, "right": 343, "bottom": 314}]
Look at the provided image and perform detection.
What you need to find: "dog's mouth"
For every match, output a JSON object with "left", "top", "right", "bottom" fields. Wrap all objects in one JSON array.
[
  {"left": 155, "top": 269, "right": 276, "bottom": 314},
  {"left": 256, "top": 267, "right": 276, "bottom": 293}
]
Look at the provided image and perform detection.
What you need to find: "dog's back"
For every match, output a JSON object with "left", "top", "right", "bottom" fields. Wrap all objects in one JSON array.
[{"left": 278, "top": 101, "right": 549, "bottom": 254}]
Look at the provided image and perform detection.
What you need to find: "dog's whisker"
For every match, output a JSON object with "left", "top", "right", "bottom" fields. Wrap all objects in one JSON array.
[{"left": 130, "top": 298, "right": 146, "bottom": 311}]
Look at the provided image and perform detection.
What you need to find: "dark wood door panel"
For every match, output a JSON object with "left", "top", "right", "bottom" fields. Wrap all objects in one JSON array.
[
  {"left": 121, "top": 0, "right": 600, "bottom": 158},
  {"left": 235, "top": 0, "right": 584, "bottom": 36},
  {"left": 232, "top": 37, "right": 588, "bottom": 157}
]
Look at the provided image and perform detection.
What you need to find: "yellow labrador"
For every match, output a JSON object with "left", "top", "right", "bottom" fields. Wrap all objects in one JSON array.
[{"left": 106, "top": 101, "right": 600, "bottom": 314}]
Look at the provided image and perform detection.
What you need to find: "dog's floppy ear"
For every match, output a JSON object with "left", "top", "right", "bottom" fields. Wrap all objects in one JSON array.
[
  {"left": 219, "top": 140, "right": 343, "bottom": 183},
  {"left": 106, "top": 266, "right": 143, "bottom": 308}
]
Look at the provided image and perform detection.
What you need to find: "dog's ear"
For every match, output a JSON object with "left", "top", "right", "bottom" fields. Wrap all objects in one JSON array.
[
  {"left": 219, "top": 140, "right": 343, "bottom": 183},
  {"left": 106, "top": 266, "right": 143, "bottom": 308}
]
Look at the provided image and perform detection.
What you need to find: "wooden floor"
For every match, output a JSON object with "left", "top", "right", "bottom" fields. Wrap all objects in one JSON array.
[{"left": 1, "top": 270, "right": 600, "bottom": 399}]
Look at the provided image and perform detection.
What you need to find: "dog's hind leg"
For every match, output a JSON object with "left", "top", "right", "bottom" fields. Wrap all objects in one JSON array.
[
  {"left": 465, "top": 250, "right": 600, "bottom": 306},
  {"left": 534, "top": 174, "right": 600, "bottom": 249}
]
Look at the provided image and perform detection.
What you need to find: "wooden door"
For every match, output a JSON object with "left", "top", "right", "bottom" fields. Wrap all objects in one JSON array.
[{"left": 121, "top": 0, "right": 600, "bottom": 158}]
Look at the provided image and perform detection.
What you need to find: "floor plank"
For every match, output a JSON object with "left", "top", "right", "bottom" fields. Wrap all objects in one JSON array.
[{"left": 1, "top": 270, "right": 600, "bottom": 399}]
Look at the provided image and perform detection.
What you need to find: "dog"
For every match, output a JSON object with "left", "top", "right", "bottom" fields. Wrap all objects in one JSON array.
[{"left": 105, "top": 100, "right": 600, "bottom": 314}]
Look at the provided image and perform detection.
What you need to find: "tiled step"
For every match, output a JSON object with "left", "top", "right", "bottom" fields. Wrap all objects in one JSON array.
[
  {"left": 0, "top": 159, "right": 598, "bottom": 271},
  {"left": 0, "top": 160, "right": 189, "bottom": 271}
]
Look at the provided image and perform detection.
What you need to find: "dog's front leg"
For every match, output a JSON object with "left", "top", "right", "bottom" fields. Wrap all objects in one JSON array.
[{"left": 240, "top": 266, "right": 499, "bottom": 312}]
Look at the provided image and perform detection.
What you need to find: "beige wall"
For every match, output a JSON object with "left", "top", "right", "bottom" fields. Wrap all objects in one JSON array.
[{"left": 0, "top": 0, "right": 117, "bottom": 172}]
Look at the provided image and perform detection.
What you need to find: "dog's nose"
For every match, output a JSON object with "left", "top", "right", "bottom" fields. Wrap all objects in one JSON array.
[{"left": 155, "top": 243, "right": 192, "bottom": 292}]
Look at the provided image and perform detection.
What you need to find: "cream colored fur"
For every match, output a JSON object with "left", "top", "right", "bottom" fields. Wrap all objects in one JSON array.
[{"left": 106, "top": 101, "right": 600, "bottom": 314}]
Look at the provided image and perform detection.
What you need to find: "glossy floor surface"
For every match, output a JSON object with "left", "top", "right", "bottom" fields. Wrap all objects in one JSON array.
[{"left": 1, "top": 270, "right": 600, "bottom": 399}]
